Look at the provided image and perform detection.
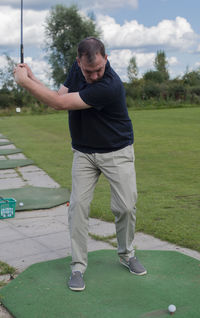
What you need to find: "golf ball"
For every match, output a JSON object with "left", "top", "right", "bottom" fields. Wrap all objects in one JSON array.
[
  {"left": 19, "top": 202, "right": 24, "bottom": 207},
  {"left": 168, "top": 304, "right": 176, "bottom": 314}
]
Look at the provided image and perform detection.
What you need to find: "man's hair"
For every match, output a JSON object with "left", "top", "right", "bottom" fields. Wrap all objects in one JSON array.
[{"left": 77, "top": 37, "right": 106, "bottom": 63}]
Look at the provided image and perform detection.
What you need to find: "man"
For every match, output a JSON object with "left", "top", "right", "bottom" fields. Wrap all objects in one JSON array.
[{"left": 14, "top": 37, "right": 147, "bottom": 292}]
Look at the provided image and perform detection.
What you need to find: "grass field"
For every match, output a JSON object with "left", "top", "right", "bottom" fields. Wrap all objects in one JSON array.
[{"left": 0, "top": 107, "right": 199, "bottom": 252}]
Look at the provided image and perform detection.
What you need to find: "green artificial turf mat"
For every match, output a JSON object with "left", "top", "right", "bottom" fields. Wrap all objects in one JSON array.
[
  {"left": 0, "top": 186, "right": 70, "bottom": 211},
  {"left": 0, "top": 141, "right": 12, "bottom": 146},
  {"left": 0, "top": 148, "right": 22, "bottom": 155},
  {"left": 0, "top": 159, "right": 34, "bottom": 169},
  {"left": 0, "top": 250, "right": 199, "bottom": 318}
]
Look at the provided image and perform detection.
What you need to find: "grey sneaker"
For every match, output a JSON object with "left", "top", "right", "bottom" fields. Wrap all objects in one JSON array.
[
  {"left": 120, "top": 256, "right": 147, "bottom": 275},
  {"left": 68, "top": 271, "right": 85, "bottom": 291}
]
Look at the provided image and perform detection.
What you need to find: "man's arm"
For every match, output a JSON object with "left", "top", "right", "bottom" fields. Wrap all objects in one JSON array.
[
  {"left": 14, "top": 65, "right": 91, "bottom": 111},
  {"left": 58, "top": 85, "right": 69, "bottom": 96}
]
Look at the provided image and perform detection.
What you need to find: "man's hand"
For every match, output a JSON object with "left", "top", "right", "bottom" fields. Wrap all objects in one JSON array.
[
  {"left": 20, "top": 63, "right": 35, "bottom": 80},
  {"left": 14, "top": 65, "right": 28, "bottom": 86}
]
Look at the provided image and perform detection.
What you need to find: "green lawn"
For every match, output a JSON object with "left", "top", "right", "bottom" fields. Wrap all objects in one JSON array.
[{"left": 0, "top": 107, "right": 199, "bottom": 252}]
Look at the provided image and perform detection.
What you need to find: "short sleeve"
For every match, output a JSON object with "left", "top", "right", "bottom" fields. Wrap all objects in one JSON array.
[
  {"left": 63, "top": 62, "right": 77, "bottom": 89},
  {"left": 79, "top": 82, "right": 114, "bottom": 111}
]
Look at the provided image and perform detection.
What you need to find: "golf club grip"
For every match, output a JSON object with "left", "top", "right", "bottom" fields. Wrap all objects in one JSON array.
[{"left": 20, "top": 44, "right": 24, "bottom": 63}]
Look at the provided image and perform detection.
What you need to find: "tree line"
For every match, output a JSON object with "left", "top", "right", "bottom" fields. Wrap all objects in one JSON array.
[
  {"left": 0, "top": 4, "right": 200, "bottom": 113},
  {"left": 125, "top": 51, "right": 200, "bottom": 109}
]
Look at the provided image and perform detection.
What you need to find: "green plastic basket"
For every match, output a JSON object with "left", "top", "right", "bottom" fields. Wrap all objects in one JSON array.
[{"left": 0, "top": 197, "right": 16, "bottom": 219}]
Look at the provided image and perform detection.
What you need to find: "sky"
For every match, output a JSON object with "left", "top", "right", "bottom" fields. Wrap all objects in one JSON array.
[{"left": 0, "top": 0, "right": 200, "bottom": 86}]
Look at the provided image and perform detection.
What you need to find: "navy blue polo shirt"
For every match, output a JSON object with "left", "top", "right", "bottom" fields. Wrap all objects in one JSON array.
[{"left": 64, "top": 60, "right": 134, "bottom": 153}]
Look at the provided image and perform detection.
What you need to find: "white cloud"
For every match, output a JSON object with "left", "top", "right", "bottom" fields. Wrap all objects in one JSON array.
[
  {"left": 0, "top": 4, "right": 199, "bottom": 83},
  {"left": 0, "top": 6, "right": 47, "bottom": 47},
  {"left": 196, "top": 44, "right": 200, "bottom": 52},
  {"left": 108, "top": 49, "right": 155, "bottom": 81},
  {"left": 195, "top": 62, "right": 200, "bottom": 68},
  {"left": 167, "top": 56, "right": 178, "bottom": 65},
  {"left": 23, "top": 56, "right": 51, "bottom": 84},
  {"left": 23, "top": 9, "right": 47, "bottom": 46},
  {"left": 109, "top": 50, "right": 155, "bottom": 68},
  {"left": 1, "top": 0, "right": 138, "bottom": 10},
  {"left": 84, "top": 0, "right": 138, "bottom": 10},
  {"left": 97, "top": 15, "right": 197, "bottom": 51}
]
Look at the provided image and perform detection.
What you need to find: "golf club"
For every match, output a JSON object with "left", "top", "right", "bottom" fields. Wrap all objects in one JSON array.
[{"left": 20, "top": 0, "right": 24, "bottom": 63}]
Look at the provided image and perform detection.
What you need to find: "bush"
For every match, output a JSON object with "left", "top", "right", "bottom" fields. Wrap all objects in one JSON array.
[
  {"left": 143, "top": 70, "right": 165, "bottom": 83},
  {"left": 143, "top": 83, "right": 161, "bottom": 99},
  {"left": 168, "top": 83, "right": 186, "bottom": 100},
  {"left": 126, "top": 96, "right": 135, "bottom": 108},
  {"left": 0, "top": 92, "right": 13, "bottom": 108}
]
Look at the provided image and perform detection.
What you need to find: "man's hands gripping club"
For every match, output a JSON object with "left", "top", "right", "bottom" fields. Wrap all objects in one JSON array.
[{"left": 14, "top": 64, "right": 29, "bottom": 86}]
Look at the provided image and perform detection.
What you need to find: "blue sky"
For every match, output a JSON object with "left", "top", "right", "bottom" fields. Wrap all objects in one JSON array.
[{"left": 0, "top": 0, "right": 200, "bottom": 85}]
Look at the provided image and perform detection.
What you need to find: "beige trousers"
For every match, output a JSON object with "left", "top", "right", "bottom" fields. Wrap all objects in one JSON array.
[{"left": 68, "top": 145, "right": 138, "bottom": 273}]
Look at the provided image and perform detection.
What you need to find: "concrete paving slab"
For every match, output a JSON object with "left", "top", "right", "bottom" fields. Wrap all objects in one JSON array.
[
  {"left": 0, "top": 225, "right": 25, "bottom": 243},
  {"left": 35, "top": 231, "right": 70, "bottom": 251},
  {"left": 0, "top": 177, "right": 27, "bottom": 190},
  {"left": 133, "top": 232, "right": 200, "bottom": 261},
  {"left": 89, "top": 218, "right": 115, "bottom": 236},
  {"left": 4, "top": 250, "right": 67, "bottom": 272},
  {"left": 17, "top": 165, "right": 61, "bottom": 188},
  {"left": 18, "top": 165, "right": 44, "bottom": 173},
  {"left": 0, "top": 167, "right": 60, "bottom": 190},
  {"left": 0, "top": 305, "right": 12, "bottom": 318},
  {"left": 0, "top": 145, "right": 16, "bottom": 150},
  {"left": 0, "top": 169, "right": 18, "bottom": 178},
  {"left": 8, "top": 215, "right": 68, "bottom": 237},
  {"left": 7, "top": 153, "right": 27, "bottom": 160},
  {"left": 19, "top": 170, "right": 60, "bottom": 188},
  {"left": 1, "top": 236, "right": 50, "bottom": 261},
  {"left": 88, "top": 240, "right": 115, "bottom": 252}
]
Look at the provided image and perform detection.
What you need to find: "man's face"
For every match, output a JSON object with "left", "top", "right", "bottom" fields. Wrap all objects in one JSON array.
[{"left": 77, "top": 53, "right": 107, "bottom": 84}]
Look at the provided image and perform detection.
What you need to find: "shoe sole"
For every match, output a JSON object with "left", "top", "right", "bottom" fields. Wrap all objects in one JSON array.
[
  {"left": 69, "top": 285, "right": 85, "bottom": 291},
  {"left": 120, "top": 259, "right": 147, "bottom": 276}
]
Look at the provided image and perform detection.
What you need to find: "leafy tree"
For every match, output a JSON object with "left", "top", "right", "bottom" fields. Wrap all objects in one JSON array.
[
  {"left": 0, "top": 54, "right": 40, "bottom": 110},
  {"left": 143, "top": 70, "right": 164, "bottom": 83},
  {"left": 154, "top": 50, "right": 169, "bottom": 81},
  {"left": 0, "top": 55, "right": 17, "bottom": 90},
  {"left": 127, "top": 56, "right": 138, "bottom": 82},
  {"left": 44, "top": 5, "right": 100, "bottom": 87},
  {"left": 182, "top": 69, "right": 200, "bottom": 86}
]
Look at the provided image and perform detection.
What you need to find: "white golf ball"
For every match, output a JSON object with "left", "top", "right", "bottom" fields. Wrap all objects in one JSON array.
[
  {"left": 19, "top": 202, "right": 24, "bottom": 207},
  {"left": 168, "top": 304, "right": 176, "bottom": 314}
]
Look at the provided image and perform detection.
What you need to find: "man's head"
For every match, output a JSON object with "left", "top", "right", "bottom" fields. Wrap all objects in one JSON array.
[{"left": 77, "top": 37, "right": 107, "bottom": 83}]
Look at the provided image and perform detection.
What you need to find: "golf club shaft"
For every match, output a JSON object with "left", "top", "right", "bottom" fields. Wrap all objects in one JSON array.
[{"left": 20, "top": 0, "right": 24, "bottom": 63}]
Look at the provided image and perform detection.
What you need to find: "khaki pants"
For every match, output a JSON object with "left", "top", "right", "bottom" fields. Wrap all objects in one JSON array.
[{"left": 68, "top": 145, "right": 138, "bottom": 273}]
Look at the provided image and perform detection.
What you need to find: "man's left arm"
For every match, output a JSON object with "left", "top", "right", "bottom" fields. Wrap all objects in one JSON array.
[
  {"left": 14, "top": 65, "right": 91, "bottom": 111},
  {"left": 58, "top": 85, "right": 68, "bottom": 96}
]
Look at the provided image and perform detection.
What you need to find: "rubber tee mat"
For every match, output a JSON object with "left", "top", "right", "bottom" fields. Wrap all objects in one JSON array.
[{"left": 0, "top": 250, "right": 199, "bottom": 318}]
